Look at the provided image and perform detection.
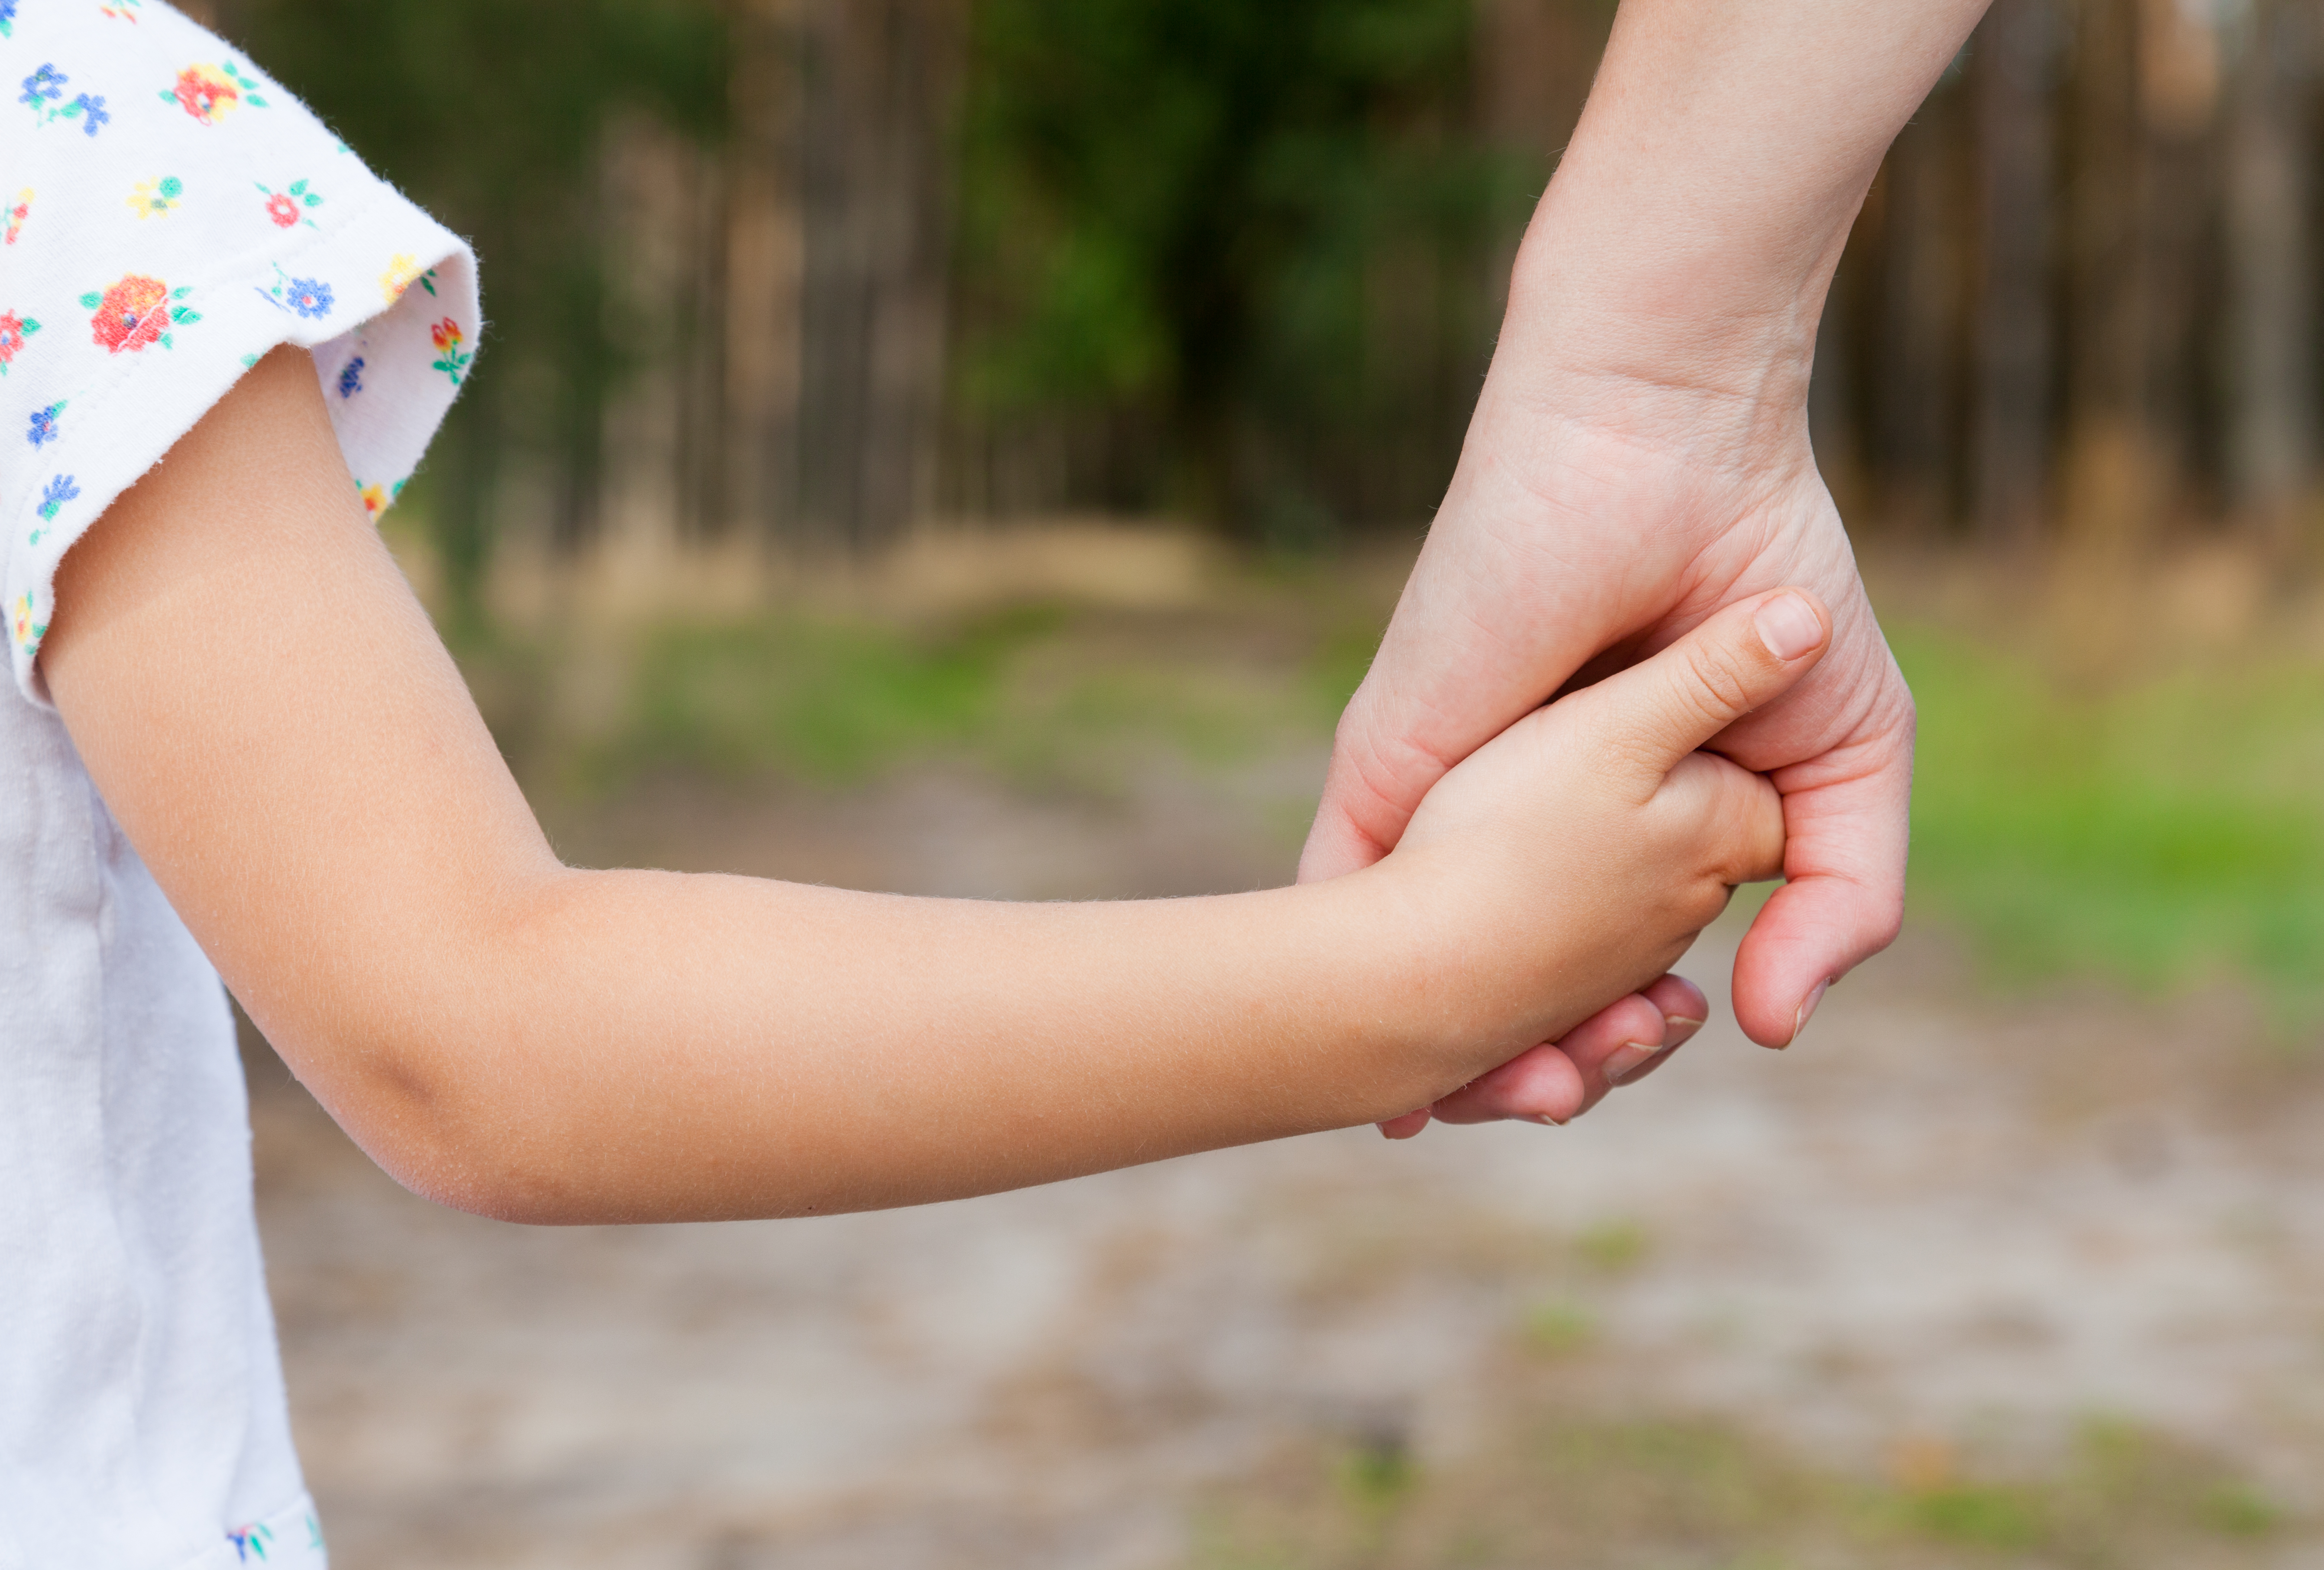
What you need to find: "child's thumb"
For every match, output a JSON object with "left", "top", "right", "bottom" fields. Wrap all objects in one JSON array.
[{"left": 1585, "top": 590, "right": 1831, "bottom": 781}]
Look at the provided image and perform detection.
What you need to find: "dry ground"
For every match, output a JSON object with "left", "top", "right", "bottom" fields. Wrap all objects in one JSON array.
[{"left": 251, "top": 756, "right": 2324, "bottom": 1569}]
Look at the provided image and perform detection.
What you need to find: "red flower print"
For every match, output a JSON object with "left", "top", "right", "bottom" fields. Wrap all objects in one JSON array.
[
  {"left": 89, "top": 275, "right": 169, "bottom": 353},
  {"left": 171, "top": 64, "right": 238, "bottom": 123},
  {"left": 264, "top": 191, "right": 299, "bottom": 227},
  {"left": 430, "top": 317, "right": 463, "bottom": 353},
  {"left": 0, "top": 311, "right": 29, "bottom": 368}
]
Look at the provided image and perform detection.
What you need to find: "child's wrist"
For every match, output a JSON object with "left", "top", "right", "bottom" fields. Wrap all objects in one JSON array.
[{"left": 1327, "top": 857, "right": 1541, "bottom": 1110}]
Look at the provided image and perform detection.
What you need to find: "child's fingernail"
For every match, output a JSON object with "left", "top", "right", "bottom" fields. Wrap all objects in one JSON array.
[
  {"left": 1755, "top": 593, "right": 1824, "bottom": 661},
  {"left": 1786, "top": 979, "right": 1831, "bottom": 1048},
  {"left": 1662, "top": 1015, "right": 1707, "bottom": 1049},
  {"left": 1603, "top": 1041, "right": 1665, "bottom": 1086},
  {"left": 1531, "top": 1113, "right": 1567, "bottom": 1127}
]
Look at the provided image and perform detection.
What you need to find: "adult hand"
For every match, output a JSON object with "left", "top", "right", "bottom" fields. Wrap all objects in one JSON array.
[
  {"left": 1313, "top": 387, "right": 1914, "bottom": 1055},
  {"left": 1306, "top": 0, "right": 1983, "bottom": 1130}
]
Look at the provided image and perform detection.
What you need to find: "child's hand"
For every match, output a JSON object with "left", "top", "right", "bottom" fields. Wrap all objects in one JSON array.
[{"left": 1369, "top": 589, "right": 1828, "bottom": 1119}]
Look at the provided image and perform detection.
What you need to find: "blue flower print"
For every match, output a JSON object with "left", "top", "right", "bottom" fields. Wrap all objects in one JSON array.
[
  {"left": 22, "top": 68, "right": 107, "bottom": 134},
  {"left": 255, "top": 265, "right": 335, "bottom": 320},
  {"left": 0, "top": 1, "right": 17, "bottom": 39},
  {"left": 27, "top": 402, "right": 62, "bottom": 448},
  {"left": 337, "top": 356, "right": 365, "bottom": 398},
  {"left": 287, "top": 278, "right": 333, "bottom": 319},
  {"left": 20, "top": 65, "right": 65, "bottom": 110},
  {"left": 37, "top": 475, "right": 79, "bottom": 522}
]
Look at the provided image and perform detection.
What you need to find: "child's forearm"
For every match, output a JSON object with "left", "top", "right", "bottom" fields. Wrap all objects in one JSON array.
[
  {"left": 45, "top": 350, "right": 1796, "bottom": 1225},
  {"left": 41, "top": 352, "right": 1618, "bottom": 1225},
  {"left": 372, "top": 867, "right": 1487, "bottom": 1223}
]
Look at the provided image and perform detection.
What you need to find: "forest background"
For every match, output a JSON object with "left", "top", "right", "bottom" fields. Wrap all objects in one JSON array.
[
  {"left": 177, "top": 0, "right": 2324, "bottom": 1016},
  {"left": 150, "top": 4, "right": 2324, "bottom": 1558}
]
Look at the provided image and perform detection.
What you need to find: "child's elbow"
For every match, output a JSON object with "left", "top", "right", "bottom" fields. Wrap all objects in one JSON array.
[{"left": 312, "top": 1026, "right": 603, "bottom": 1227}]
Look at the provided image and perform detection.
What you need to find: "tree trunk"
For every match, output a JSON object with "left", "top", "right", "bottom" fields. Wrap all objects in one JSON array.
[
  {"left": 796, "top": 0, "right": 967, "bottom": 553},
  {"left": 1874, "top": 79, "right": 1968, "bottom": 536},
  {"left": 2061, "top": 0, "right": 2158, "bottom": 546},
  {"left": 1971, "top": 0, "right": 2062, "bottom": 545},
  {"left": 2223, "top": 0, "right": 2320, "bottom": 537},
  {"left": 719, "top": 0, "right": 808, "bottom": 543}
]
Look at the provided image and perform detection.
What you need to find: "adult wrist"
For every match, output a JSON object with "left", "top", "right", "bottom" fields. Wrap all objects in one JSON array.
[{"left": 1489, "top": 161, "right": 1844, "bottom": 443}]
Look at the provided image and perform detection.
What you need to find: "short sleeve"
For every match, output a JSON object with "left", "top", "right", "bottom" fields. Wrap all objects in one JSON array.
[{"left": 1, "top": 0, "right": 482, "bottom": 703}]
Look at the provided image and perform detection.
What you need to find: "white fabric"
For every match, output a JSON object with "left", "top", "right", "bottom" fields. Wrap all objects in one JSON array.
[{"left": 0, "top": 2, "right": 480, "bottom": 1561}]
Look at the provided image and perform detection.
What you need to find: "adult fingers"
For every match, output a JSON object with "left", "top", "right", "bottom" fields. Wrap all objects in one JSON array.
[
  {"left": 1431, "top": 993, "right": 1663, "bottom": 1126},
  {"left": 1378, "top": 1107, "right": 1435, "bottom": 1140},
  {"left": 1425, "top": 1041, "right": 1591, "bottom": 1127},
  {"left": 1568, "top": 590, "right": 1831, "bottom": 788},
  {"left": 1429, "top": 975, "right": 1707, "bottom": 1125},
  {"left": 1549, "top": 986, "right": 1701, "bottom": 1106},
  {"left": 1730, "top": 705, "right": 1913, "bottom": 1047}
]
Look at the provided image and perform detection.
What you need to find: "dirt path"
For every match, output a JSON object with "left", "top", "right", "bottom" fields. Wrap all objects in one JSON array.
[{"left": 252, "top": 765, "right": 2324, "bottom": 1568}]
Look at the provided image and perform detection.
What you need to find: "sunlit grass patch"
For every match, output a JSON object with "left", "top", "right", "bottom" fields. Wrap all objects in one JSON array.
[
  {"left": 548, "top": 599, "right": 1337, "bottom": 796},
  {"left": 1897, "top": 626, "right": 2324, "bottom": 1026},
  {"left": 611, "top": 603, "right": 1063, "bottom": 785}
]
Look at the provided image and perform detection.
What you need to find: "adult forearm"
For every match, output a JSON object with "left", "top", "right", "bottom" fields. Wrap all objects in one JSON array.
[{"left": 1508, "top": 0, "right": 1991, "bottom": 409}]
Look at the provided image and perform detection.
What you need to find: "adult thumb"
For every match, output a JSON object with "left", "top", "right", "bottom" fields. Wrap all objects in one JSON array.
[{"left": 1581, "top": 590, "right": 1831, "bottom": 781}]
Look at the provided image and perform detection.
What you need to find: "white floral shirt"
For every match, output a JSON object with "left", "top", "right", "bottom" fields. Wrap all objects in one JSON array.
[
  {"left": 0, "top": 3, "right": 478, "bottom": 1566},
  {"left": 2, "top": 0, "right": 478, "bottom": 699}
]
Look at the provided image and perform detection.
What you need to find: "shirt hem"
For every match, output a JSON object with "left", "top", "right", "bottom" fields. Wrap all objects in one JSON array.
[{"left": 170, "top": 1492, "right": 327, "bottom": 1570}]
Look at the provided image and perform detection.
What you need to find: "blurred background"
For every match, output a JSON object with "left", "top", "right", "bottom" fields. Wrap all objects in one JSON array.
[{"left": 174, "top": 0, "right": 2324, "bottom": 1564}]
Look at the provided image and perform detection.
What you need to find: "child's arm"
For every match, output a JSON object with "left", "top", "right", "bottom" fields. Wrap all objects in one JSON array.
[{"left": 42, "top": 349, "right": 1821, "bottom": 1226}]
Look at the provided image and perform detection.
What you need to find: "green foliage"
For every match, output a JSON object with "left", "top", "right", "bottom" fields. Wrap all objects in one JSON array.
[
  {"left": 955, "top": 0, "right": 1533, "bottom": 533},
  {"left": 1897, "top": 627, "right": 2324, "bottom": 1025}
]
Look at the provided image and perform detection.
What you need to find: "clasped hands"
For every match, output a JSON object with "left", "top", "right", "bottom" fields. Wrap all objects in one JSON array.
[{"left": 1302, "top": 311, "right": 1916, "bottom": 1141}]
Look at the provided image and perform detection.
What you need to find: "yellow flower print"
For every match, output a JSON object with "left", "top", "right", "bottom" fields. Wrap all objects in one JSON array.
[
  {"left": 381, "top": 254, "right": 421, "bottom": 303},
  {"left": 356, "top": 482, "right": 387, "bottom": 518},
  {"left": 381, "top": 254, "right": 441, "bottom": 305},
  {"left": 127, "top": 175, "right": 183, "bottom": 220},
  {"left": 12, "top": 592, "right": 45, "bottom": 655}
]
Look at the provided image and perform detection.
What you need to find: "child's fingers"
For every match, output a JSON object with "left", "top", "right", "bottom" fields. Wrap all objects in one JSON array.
[
  {"left": 1573, "top": 590, "right": 1831, "bottom": 787},
  {"left": 1664, "top": 751, "right": 1789, "bottom": 885}
]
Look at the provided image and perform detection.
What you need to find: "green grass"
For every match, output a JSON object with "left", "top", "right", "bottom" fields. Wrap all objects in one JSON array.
[
  {"left": 1186, "top": 1409, "right": 2288, "bottom": 1569},
  {"left": 610, "top": 603, "right": 1065, "bottom": 785},
  {"left": 534, "top": 599, "right": 1337, "bottom": 799},
  {"left": 1896, "top": 627, "right": 2324, "bottom": 1025}
]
